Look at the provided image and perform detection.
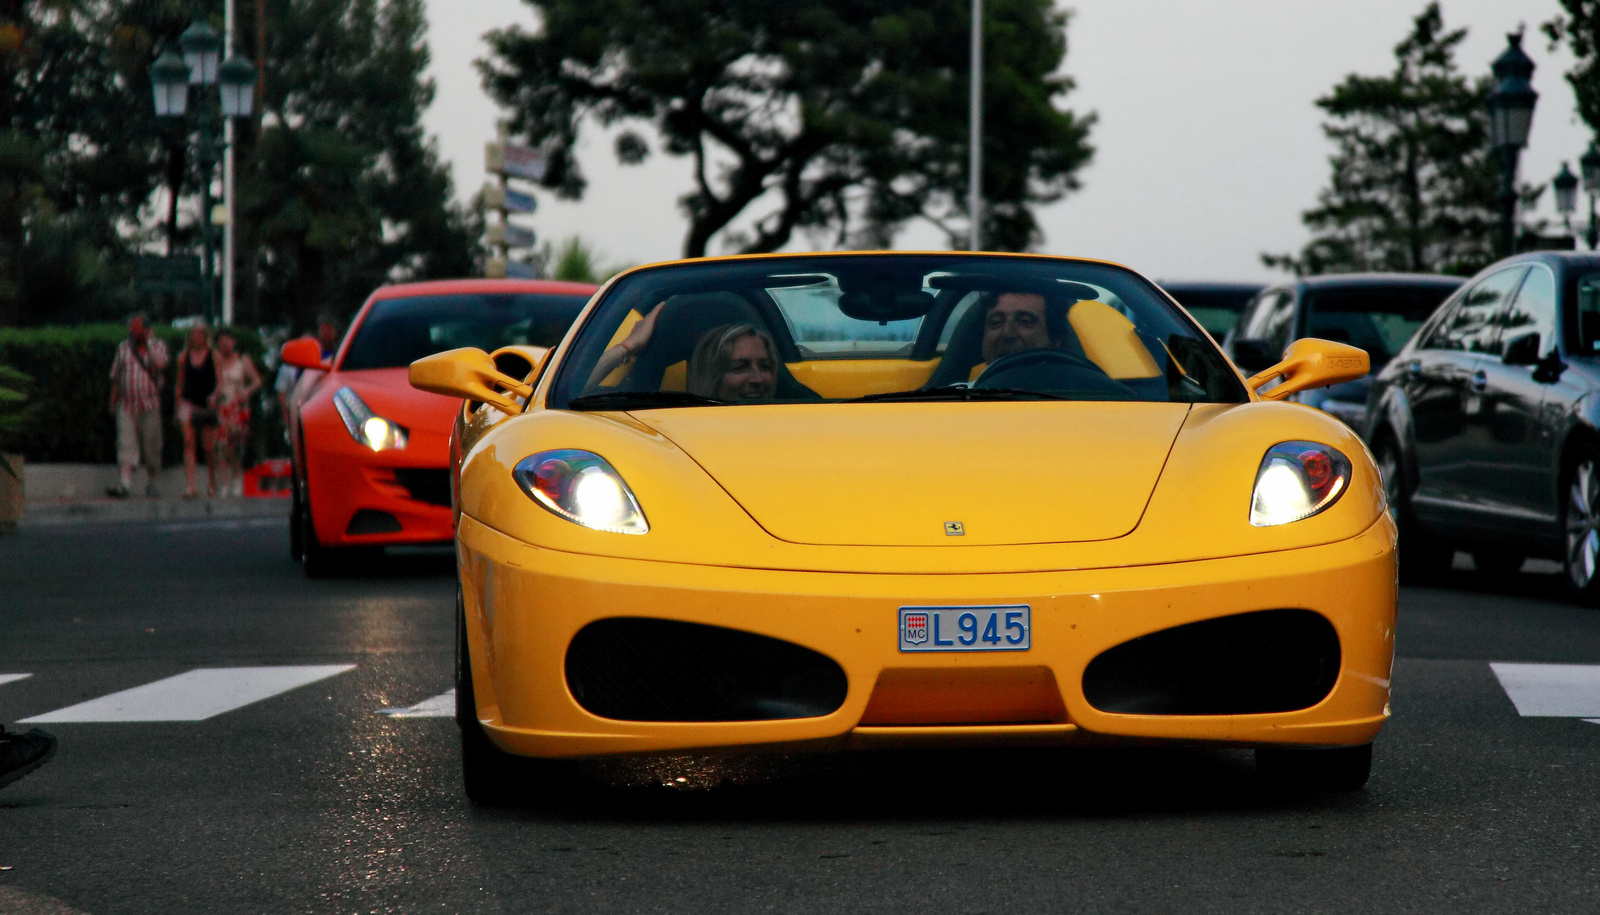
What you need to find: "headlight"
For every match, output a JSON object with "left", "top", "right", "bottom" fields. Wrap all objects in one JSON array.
[
  {"left": 513, "top": 450, "right": 648, "bottom": 534},
  {"left": 1250, "top": 441, "right": 1351, "bottom": 527},
  {"left": 332, "top": 387, "right": 408, "bottom": 451}
]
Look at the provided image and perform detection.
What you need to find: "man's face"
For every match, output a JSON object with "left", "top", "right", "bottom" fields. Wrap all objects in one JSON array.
[
  {"left": 316, "top": 323, "right": 339, "bottom": 353},
  {"left": 129, "top": 317, "right": 148, "bottom": 342},
  {"left": 981, "top": 293, "right": 1052, "bottom": 363}
]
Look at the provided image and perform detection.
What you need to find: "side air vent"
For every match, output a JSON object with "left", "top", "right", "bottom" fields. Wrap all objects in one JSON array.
[
  {"left": 565, "top": 618, "right": 849, "bottom": 722},
  {"left": 1082, "top": 609, "right": 1340, "bottom": 716}
]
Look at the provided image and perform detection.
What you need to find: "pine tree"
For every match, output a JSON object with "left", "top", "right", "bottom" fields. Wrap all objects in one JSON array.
[{"left": 1265, "top": 3, "right": 1499, "bottom": 277}]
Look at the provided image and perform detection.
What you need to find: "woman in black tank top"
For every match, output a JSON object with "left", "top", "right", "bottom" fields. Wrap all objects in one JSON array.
[{"left": 174, "top": 324, "right": 218, "bottom": 498}]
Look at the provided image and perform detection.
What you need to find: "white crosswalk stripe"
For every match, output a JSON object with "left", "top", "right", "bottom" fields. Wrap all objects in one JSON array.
[
  {"left": 378, "top": 689, "right": 455, "bottom": 718},
  {"left": 1490, "top": 663, "right": 1600, "bottom": 724},
  {"left": 0, "top": 673, "right": 31, "bottom": 687},
  {"left": 19, "top": 665, "right": 356, "bottom": 723}
]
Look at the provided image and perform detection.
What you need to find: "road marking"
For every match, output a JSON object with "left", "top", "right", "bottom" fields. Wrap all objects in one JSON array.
[
  {"left": 378, "top": 689, "right": 455, "bottom": 718},
  {"left": 1490, "top": 663, "right": 1600, "bottom": 719},
  {"left": 19, "top": 665, "right": 355, "bottom": 723},
  {"left": 0, "top": 673, "right": 31, "bottom": 687}
]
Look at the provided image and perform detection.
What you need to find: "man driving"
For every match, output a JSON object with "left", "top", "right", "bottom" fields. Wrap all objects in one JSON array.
[{"left": 982, "top": 292, "right": 1059, "bottom": 363}]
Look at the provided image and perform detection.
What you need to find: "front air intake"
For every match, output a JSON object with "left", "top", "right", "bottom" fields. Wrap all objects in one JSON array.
[
  {"left": 565, "top": 618, "right": 849, "bottom": 722},
  {"left": 1082, "top": 609, "right": 1340, "bottom": 716}
]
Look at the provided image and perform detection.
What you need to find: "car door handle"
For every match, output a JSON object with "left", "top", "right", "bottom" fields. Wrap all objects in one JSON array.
[{"left": 1469, "top": 369, "right": 1488, "bottom": 392}]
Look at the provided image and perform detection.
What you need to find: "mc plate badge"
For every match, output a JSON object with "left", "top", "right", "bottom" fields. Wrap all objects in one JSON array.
[{"left": 899, "top": 605, "right": 1031, "bottom": 652}]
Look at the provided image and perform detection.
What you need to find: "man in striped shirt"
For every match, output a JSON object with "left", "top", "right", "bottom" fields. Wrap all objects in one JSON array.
[{"left": 108, "top": 313, "right": 170, "bottom": 497}]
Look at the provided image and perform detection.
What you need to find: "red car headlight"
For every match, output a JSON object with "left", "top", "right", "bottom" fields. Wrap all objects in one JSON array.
[
  {"left": 1249, "top": 441, "right": 1351, "bottom": 527},
  {"left": 513, "top": 450, "right": 649, "bottom": 534}
]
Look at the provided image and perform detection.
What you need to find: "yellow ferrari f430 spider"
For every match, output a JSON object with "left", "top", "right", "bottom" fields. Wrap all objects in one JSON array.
[{"left": 412, "top": 252, "right": 1395, "bottom": 805}]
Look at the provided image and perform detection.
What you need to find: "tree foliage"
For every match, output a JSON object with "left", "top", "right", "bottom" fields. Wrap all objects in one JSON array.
[
  {"left": 0, "top": 0, "right": 478, "bottom": 330},
  {"left": 1265, "top": 3, "right": 1499, "bottom": 277},
  {"left": 480, "top": 0, "right": 1094, "bottom": 257}
]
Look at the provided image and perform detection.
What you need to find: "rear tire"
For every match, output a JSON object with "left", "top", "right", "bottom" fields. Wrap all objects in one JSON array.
[
  {"left": 1256, "top": 743, "right": 1372, "bottom": 792},
  {"left": 1375, "top": 436, "right": 1451, "bottom": 584}
]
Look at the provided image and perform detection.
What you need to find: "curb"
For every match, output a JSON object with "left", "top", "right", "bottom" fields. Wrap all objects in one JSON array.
[{"left": 21, "top": 496, "right": 288, "bottom": 526}]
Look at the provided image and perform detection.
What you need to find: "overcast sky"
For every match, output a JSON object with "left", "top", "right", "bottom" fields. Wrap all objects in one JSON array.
[{"left": 420, "top": 1, "right": 1583, "bottom": 281}]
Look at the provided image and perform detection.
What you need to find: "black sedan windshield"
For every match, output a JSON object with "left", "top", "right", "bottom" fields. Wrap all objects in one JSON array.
[
  {"left": 341, "top": 293, "right": 591, "bottom": 371},
  {"left": 550, "top": 254, "right": 1246, "bottom": 408}
]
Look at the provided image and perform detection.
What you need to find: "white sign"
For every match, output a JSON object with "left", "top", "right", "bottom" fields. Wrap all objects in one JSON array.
[{"left": 485, "top": 141, "right": 548, "bottom": 182}]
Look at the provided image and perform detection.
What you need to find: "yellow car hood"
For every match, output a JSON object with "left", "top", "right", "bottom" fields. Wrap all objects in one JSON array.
[{"left": 634, "top": 401, "right": 1191, "bottom": 547}]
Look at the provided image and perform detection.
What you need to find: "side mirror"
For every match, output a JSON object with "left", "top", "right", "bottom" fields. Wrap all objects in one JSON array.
[
  {"left": 489, "top": 345, "right": 551, "bottom": 384},
  {"left": 1231, "top": 337, "right": 1278, "bottom": 373},
  {"left": 408, "top": 347, "right": 532, "bottom": 414},
  {"left": 281, "top": 337, "right": 330, "bottom": 371},
  {"left": 1247, "top": 337, "right": 1370, "bottom": 402},
  {"left": 1502, "top": 332, "right": 1541, "bottom": 366}
]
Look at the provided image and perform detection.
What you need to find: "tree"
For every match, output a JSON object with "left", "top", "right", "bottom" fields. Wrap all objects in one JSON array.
[
  {"left": 1547, "top": 3, "right": 1600, "bottom": 134},
  {"left": 480, "top": 0, "right": 1093, "bottom": 257},
  {"left": 1265, "top": 3, "right": 1499, "bottom": 277},
  {"left": 246, "top": 0, "right": 480, "bottom": 330}
]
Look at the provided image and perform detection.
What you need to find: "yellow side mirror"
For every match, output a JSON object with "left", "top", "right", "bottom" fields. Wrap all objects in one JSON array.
[
  {"left": 1247, "top": 337, "right": 1369, "bottom": 401},
  {"left": 489, "top": 345, "right": 551, "bottom": 384},
  {"left": 409, "top": 347, "right": 532, "bottom": 414}
]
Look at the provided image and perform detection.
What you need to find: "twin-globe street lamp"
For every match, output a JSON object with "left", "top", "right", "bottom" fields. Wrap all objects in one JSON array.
[
  {"left": 149, "top": 21, "right": 255, "bottom": 324},
  {"left": 1487, "top": 31, "right": 1538, "bottom": 258}
]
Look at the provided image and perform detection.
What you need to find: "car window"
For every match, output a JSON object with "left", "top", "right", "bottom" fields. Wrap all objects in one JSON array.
[
  {"left": 1500, "top": 265, "right": 1557, "bottom": 356},
  {"left": 549, "top": 254, "right": 1248, "bottom": 407},
  {"left": 1577, "top": 273, "right": 1600, "bottom": 356},
  {"left": 340, "top": 293, "right": 592, "bottom": 371},
  {"left": 1240, "top": 289, "right": 1296, "bottom": 353},
  {"left": 1301, "top": 284, "right": 1457, "bottom": 365},
  {"left": 1423, "top": 267, "right": 1526, "bottom": 355}
]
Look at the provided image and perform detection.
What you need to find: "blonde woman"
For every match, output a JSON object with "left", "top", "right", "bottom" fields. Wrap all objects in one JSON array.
[
  {"left": 211, "top": 329, "right": 262, "bottom": 497},
  {"left": 685, "top": 324, "right": 778, "bottom": 401},
  {"left": 173, "top": 324, "right": 218, "bottom": 498}
]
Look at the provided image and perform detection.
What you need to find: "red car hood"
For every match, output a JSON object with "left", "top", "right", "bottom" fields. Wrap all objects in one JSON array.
[{"left": 328, "top": 367, "right": 461, "bottom": 436}]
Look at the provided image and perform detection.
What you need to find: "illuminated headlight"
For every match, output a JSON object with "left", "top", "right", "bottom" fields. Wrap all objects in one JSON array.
[
  {"left": 1249, "top": 441, "right": 1351, "bottom": 527},
  {"left": 332, "top": 387, "right": 408, "bottom": 451},
  {"left": 513, "top": 450, "right": 648, "bottom": 534}
]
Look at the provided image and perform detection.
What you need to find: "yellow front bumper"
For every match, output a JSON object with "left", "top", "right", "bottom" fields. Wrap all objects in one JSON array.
[{"left": 457, "top": 514, "right": 1396, "bottom": 759}]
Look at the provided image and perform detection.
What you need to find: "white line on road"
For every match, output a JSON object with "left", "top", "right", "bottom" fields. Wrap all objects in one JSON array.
[
  {"left": 1490, "top": 663, "right": 1600, "bottom": 718},
  {"left": 0, "top": 673, "right": 32, "bottom": 687},
  {"left": 19, "top": 665, "right": 355, "bottom": 723},
  {"left": 378, "top": 689, "right": 455, "bottom": 718}
]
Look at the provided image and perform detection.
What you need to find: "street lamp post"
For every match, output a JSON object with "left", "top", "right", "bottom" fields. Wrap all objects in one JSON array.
[
  {"left": 149, "top": 22, "right": 255, "bottom": 325},
  {"left": 1581, "top": 143, "right": 1600, "bottom": 250},
  {"left": 1487, "top": 32, "right": 1538, "bottom": 258},
  {"left": 1555, "top": 162, "right": 1579, "bottom": 241},
  {"left": 968, "top": 0, "right": 983, "bottom": 251}
]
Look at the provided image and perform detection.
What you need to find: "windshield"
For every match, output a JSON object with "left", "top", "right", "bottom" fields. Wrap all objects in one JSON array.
[
  {"left": 1302, "top": 285, "right": 1457, "bottom": 364},
  {"left": 548, "top": 255, "right": 1246, "bottom": 409},
  {"left": 341, "top": 293, "right": 592, "bottom": 371}
]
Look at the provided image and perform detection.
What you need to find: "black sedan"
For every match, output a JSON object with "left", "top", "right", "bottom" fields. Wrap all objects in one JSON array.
[
  {"left": 1225, "top": 274, "right": 1462, "bottom": 430},
  {"left": 1365, "top": 251, "right": 1600, "bottom": 598}
]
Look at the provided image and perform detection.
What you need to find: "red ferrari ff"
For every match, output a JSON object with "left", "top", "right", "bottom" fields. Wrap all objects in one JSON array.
[{"left": 282, "top": 278, "right": 599, "bottom": 575}]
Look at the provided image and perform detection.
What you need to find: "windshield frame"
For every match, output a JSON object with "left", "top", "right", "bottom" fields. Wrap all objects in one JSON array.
[
  {"left": 544, "top": 253, "right": 1248, "bottom": 410},
  {"left": 337, "top": 291, "right": 594, "bottom": 372}
]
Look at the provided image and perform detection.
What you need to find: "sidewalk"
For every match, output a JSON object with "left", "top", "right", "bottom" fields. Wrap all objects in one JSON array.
[{"left": 18, "top": 463, "right": 289, "bottom": 527}]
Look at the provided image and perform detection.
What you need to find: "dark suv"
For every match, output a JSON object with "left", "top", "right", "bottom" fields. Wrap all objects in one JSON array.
[
  {"left": 1365, "top": 252, "right": 1600, "bottom": 599},
  {"left": 1158, "top": 281, "right": 1264, "bottom": 340},
  {"left": 1225, "top": 274, "right": 1462, "bottom": 430}
]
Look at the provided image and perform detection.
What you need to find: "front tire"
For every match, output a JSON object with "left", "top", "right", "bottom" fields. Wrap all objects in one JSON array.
[
  {"left": 1563, "top": 450, "right": 1600, "bottom": 605},
  {"left": 456, "top": 588, "right": 554, "bottom": 806},
  {"left": 289, "top": 482, "right": 305, "bottom": 561},
  {"left": 1256, "top": 743, "right": 1372, "bottom": 792},
  {"left": 299, "top": 489, "right": 337, "bottom": 578},
  {"left": 1375, "top": 437, "right": 1451, "bottom": 584}
]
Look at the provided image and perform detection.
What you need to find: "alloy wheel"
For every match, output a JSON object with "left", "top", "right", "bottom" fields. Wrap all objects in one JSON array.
[{"left": 1567, "top": 460, "right": 1600, "bottom": 592}]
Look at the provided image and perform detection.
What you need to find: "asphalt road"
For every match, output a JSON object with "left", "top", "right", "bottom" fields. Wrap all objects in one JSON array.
[{"left": 2, "top": 519, "right": 1599, "bottom": 913}]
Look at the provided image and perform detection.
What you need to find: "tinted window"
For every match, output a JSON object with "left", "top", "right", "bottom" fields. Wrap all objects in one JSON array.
[
  {"left": 1425, "top": 268, "right": 1526, "bottom": 355},
  {"left": 1577, "top": 273, "right": 1600, "bottom": 356},
  {"left": 341, "top": 293, "right": 591, "bottom": 370},
  {"left": 1302, "top": 284, "right": 1457, "bottom": 364},
  {"left": 1500, "top": 266, "right": 1557, "bottom": 356}
]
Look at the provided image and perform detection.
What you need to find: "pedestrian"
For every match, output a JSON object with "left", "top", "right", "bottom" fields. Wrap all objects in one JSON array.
[
  {"left": 212, "top": 328, "right": 262, "bottom": 497},
  {"left": 0, "top": 725, "right": 56, "bottom": 790},
  {"left": 107, "top": 312, "right": 170, "bottom": 498},
  {"left": 174, "top": 323, "right": 219, "bottom": 499},
  {"left": 273, "top": 319, "right": 340, "bottom": 428}
]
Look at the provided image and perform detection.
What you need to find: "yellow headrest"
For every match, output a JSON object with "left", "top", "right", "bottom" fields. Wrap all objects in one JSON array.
[{"left": 1069, "top": 301, "right": 1161, "bottom": 379}]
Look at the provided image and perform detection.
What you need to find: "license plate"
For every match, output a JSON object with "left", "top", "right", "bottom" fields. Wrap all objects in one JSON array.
[{"left": 898, "top": 605, "right": 1030, "bottom": 652}]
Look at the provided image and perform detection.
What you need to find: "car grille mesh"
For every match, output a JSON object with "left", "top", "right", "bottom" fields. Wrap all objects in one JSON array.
[
  {"left": 1081, "top": 609, "right": 1340, "bottom": 716},
  {"left": 391, "top": 468, "right": 451, "bottom": 507},
  {"left": 565, "top": 618, "right": 849, "bottom": 722}
]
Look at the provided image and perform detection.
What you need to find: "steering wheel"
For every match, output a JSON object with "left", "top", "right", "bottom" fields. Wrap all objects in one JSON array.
[{"left": 973, "top": 348, "right": 1132, "bottom": 397}]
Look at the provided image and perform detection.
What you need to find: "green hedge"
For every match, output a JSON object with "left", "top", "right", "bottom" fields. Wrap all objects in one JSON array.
[{"left": 0, "top": 324, "right": 281, "bottom": 466}]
